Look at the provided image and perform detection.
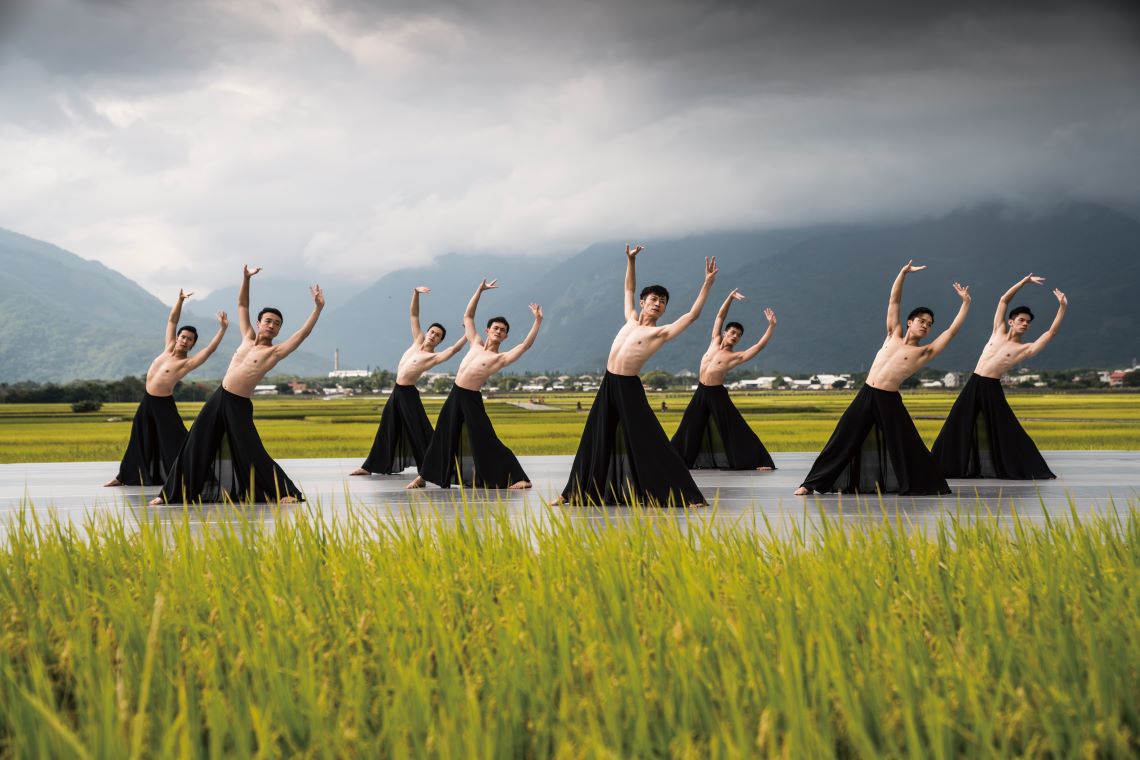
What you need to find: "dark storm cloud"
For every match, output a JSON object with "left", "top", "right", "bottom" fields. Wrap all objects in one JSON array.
[{"left": 0, "top": 0, "right": 1136, "bottom": 297}]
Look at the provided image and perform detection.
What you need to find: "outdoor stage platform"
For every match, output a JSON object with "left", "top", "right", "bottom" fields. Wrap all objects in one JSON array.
[{"left": 2, "top": 452, "right": 1137, "bottom": 537}]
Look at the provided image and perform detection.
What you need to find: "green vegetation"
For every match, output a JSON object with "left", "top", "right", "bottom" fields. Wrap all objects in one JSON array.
[
  {"left": 1, "top": 503, "right": 1138, "bottom": 757},
  {"left": 1, "top": 391, "right": 1139, "bottom": 464}
]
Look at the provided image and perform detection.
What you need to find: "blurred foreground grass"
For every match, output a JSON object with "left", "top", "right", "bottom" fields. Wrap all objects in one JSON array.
[
  {"left": 1, "top": 502, "right": 1138, "bottom": 757},
  {"left": 2, "top": 391, "right": 1138, "bottom": 463}
]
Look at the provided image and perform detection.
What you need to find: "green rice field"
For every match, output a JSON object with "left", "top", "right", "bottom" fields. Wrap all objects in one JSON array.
[
  {"left": 2, "top": 390, "right": 1138, "bottom": 464},
  {"left": 1, "top": 504, "right": 1138, "bottom": 757}
]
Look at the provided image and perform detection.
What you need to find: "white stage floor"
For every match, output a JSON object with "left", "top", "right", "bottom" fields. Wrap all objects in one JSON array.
[{"left": 2, "top": 452, "right": 1137, "bottom": 536}]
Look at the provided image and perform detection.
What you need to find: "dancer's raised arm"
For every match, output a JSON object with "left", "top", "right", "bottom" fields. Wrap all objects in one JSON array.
[
  {"left": 183, "top": 311, "right": 229, "bottom": 371},
  {"left": 711, "top": 288, "right": 745, "bottom": 343},
  {"left": 464, "top": 279, "right": 498, "bottom": 346},
  {"left": 623, "top": 244, "right": 643, "bottom": 320},
  {"left": 501, "top": 304, "right": 544, "bottom": 365},
  {"left": 237, "top": 265, "right": 262, "bottom": 342},
  {"left": 736, "top": 308, "right": 778, "bottom": 363},
  {"left": 994, "top": 274, "right": 1045, "bottom": 332},
  {"left": 926, "top": 282, "right": 971, "bottom": 357},
  {"left": 1023, "top": 288, "right": 1068, "bottom": 359},
  {"left": 165, "top": 289, "right": 192, "bottom": 348},
  {"left": 274, "top": 285, "right": 325, "bottom": 359},
  {"left": 409, "top": 286, "right": 431, "bottom": 344},
  {"left": 660, "top": 257, "right": 717, "bottom": 340},
  {"left": 887, "top": 260, "right": 925, "bottom": 337}
]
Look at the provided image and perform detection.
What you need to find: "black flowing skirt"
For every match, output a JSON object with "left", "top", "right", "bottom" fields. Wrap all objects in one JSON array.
[
  {"left": 931, "top": 374, "right": 1055, "bottom": 479},
  {"left": 114, "top": 392, "right": 188, "bottom": 485},
  {"left": 359, "top": 384, "right": 433, "bottom": 474},
  {"left": 418, "top": 385, "right": 529, "bottom": 488},
  {"left": 800, "top": 384, "right": 950, "bottom": 495},
  {"left": 561, "top": 372, "right": 706, "bottom": 506},
  {"left": 159, "top": 386, "right": 303, "bottom": 503},
  {"left": 670, "top": 383, "right": 776, "bottom": 470}
]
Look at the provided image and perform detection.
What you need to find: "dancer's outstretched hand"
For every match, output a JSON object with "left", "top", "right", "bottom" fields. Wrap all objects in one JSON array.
[
  {"left": 953, "top": 282, "right": 971, "bottom": 303},
  {"left": 626, "top": 244, "right": 644, "bottom": 259},
  {"left": 529, "top": 303, "right": 543, "bottom": 320},
  {"left": 728, "top": 288, "right": 745, "bottom": 301},
  {"left": 901, "top": 259, "right": 926, "bottom": 273},
  {"left": 704, "top": 256, "right": 718, "bottom": 283},
  {"left": 414, "top": 286, "right": 431, "bottom": 294},
  {"left": 765, "top": 307, "right": 776, "bottom": 326},
  {"left": 244, "top": 264, "right": 262, "bottom": 278},
  {"left": 1054, "top": 288, "right": 1067, "bottom": 306},
  {"left": 478, "top": 278, "right": 498, "bottom": 292},
  {"left": 1025, "top": 273, "right": 1046, "bottom": 286},
  {"left": 311, "top": 284, "right": 325, "bottom": 310}
]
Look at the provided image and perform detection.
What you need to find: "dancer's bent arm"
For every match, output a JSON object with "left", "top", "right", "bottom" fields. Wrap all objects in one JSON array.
[
  {"left": 464, "top": 279, "right": 497, "bottom": 347},
  {"left": 165, "top": 289, "right": 192, "bottom": 349},
  {"left": 887, "top": 260, "right": 925, "bottom": 337},
  {"left": 736, "top": 308, "right": 777, "bottom": 364},
  {"left": 994, "top": 274, "right": 1046, "bottom": 332},
  {"left": 274, "top": 285, "right": 325, "bottom": 358},
  {"left": 926, "top": 283, "right": 972, "bottom": 357},
  {"left": 237, "top": 265, "right": 262, "bottom": 342},
  {"left": 711, "top": 288, "right": 744, "bottom": 343},
  {"left": 183, "top": 311, "right": 229, "bottom": 371},
  {"left": 1024, "top": 289, "right": 1068, "bottom": 359},
  {"left": 409, "top": 286, "right": 430, "bottom": 344},
  {"left": 660, "top": 257, "right": 717, "bottom": 340},
  {"left": 623, "top": 244, "right": 643, "bottom": 320},
  {"left": 501, "top": 304, "right": 543, "bottom": 364}
]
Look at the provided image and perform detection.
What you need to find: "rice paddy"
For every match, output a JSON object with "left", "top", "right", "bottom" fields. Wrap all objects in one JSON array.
[
  {"left": 2, "top": 390, "right": 1138, "bottom": 464},
  {"left": 1, "top": 502, "right": 1138, "bottom": 757}
]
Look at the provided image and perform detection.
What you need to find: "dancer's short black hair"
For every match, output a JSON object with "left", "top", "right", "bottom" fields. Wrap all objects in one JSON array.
[
  {"left": 640, "top": 284, "right": 669, "bottom": 302},
  {"left": 724, "top": 321, "right": 744, "bottom": 335},
  {"left": 1008, "top": 305, "right": 1035, "bottom": 322},
  {"left": 486, "top": 316, "right": 510, "bottom": 333},
  {"left": 177, "top": 325, "right": 199, "bottom": 344},
  {"left": 257, "top": 307, "right": 283, "bottom": 324},
  {"left": 427, "top": 322, "right": 447, "bottom": 339},
  {"left": 906, "top": 307, "right": 934, "bottom": 323}
]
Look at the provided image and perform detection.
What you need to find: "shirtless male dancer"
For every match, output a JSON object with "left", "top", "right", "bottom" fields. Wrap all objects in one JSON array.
[
  {"left": 407, "top": 279, "right": 542, "bottom": 490},
  {"left": 105, "top": 290, "right": 228, "bottom": 486},
  {"left": 350, "top": 286, "right": 467, "bottom": 476},
  {"left": 795, "top": 261, "right": 970, "bottom": 496},
  {"left": 671, "top": 288, "right": 778, "bottom": 470},
  {"left": 559, "top": 244, "right": 714, "bottom": 507},
  {"left": 152, "top": 266, "right": 324, "bottom": 505},
  {"left": 932, "top": 274, "right": 1067, "bottom": 479}
]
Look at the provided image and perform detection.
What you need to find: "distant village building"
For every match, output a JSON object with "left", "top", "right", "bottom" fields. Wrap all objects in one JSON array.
[
  {"left": 942, "top": 372, "right": 964, "bottom": 389},
  {"left": 252, "top": 385, "right": 278, "bottom": 396}
]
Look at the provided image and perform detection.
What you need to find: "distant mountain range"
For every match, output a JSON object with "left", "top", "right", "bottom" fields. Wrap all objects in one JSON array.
[{"left": 2, "top": 202, "right": 1137, "bottom": 383}]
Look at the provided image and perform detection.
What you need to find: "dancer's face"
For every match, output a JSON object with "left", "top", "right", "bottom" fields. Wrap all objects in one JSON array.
[
  {"left": 907, "top": 314, "right": 933, "bottom": 338},
  {"left": 174, "top": 329, "right": 198, "bottom": 352},
  {"left": 424, "top": 326, "right": 444, "bottom": 347},
  {"left": 640, "top": 293, "right": 667, "bottom": 319},
  {"left": 485, "top": 321, "right": 508, "bottom": 344},
  {"left": 1008, "top": 314, "right": 1032, "bottom": 335},
  {"left": 258, "top": 312, "right": 282, "bottom": 339},
  {"left": 723, "top": 326, "right": 743, "bottom": 347}
]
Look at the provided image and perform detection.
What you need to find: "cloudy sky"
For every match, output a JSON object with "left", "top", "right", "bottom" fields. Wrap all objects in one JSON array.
[{"left": 1, "top": 0, "right": 1137, "bottom": 298}]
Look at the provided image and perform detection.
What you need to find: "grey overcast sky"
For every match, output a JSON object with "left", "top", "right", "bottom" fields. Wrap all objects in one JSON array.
[{"left": 1, "top": 0, "right": 1138, "bottom": 297}]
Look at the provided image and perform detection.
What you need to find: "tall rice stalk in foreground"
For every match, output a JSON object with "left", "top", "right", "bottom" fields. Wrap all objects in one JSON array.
[{"left": 1, "top": 500, "right": 1138, "bottom": 758}]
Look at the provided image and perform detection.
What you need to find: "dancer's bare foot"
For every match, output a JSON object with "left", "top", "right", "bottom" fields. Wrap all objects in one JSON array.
[
  {"left": 793, "top": 486, "right": 811, "bottom": 496},
  {"left": 280, "top": 496, "right": 299, "bottom": 504},
  {"left": 757, "top": 466, "right": 774, "bottom": 472},
  {"left": 688, "top": 501, "right": 707, "bottom": 509},
  {"left": 149, "top": 496, "right": 165, "bottom": 505},
  {"left": 552, "top": 496, "right": 567, "bottom": 506},
  {"left": 348, "top": 468, "right": 370, "bottom": 476},
  {"left": 508, "top": 480, "right": 532, "bottom": 490},
  {"left": 103, "top": 478, "right": 122, "bottom": 487},
  {"left": 406, "top": 476, "right": 426, "bottom": 489}
]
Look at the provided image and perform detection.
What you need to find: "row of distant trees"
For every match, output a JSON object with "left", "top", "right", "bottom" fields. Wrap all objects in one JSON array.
[{"left": 1, "top": 367, "right": 1134, "bottom": 406}]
